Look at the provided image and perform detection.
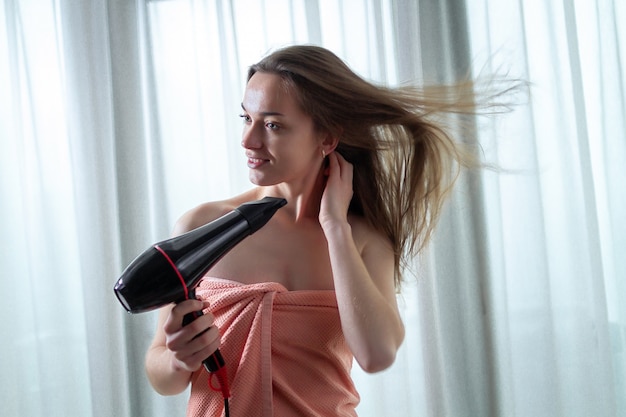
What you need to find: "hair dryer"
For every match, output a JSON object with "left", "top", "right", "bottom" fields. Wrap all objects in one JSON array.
[
  {"left": 114, "top": 196, "right": 286, "bottom": 312},
  {"left": 113, "top": 196, "right": 287, "bottom": 403}
]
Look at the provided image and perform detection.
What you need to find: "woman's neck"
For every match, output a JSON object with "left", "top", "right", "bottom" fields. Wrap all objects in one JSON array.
[{"left": 255, "top": 168, "right": 326, "bottom": 223}]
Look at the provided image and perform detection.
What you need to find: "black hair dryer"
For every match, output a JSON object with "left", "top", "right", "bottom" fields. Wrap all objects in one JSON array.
[{"left": 113, "top": 196, "right": 287, "bottom": 396}]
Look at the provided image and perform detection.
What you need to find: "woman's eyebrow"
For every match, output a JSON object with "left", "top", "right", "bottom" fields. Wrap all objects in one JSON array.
[{"left": 240, "top": 103, "right": 285, "bottom": 117}]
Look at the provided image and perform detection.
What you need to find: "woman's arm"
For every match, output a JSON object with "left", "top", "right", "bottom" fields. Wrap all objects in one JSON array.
[
  {"left": 144, "top": 208, "right": 224, "bottom": 395},
  {"left": 320, "top": 152, "right": 405, "bottom": 373}
]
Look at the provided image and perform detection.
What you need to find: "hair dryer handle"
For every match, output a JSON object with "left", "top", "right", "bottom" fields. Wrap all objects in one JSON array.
[
  {"left": 182, "top": 311, "right": 226, "bottom": 373},
  {"left": 181, "top": 289, "right": 230, "bottom": 399},
  {"left": 181, "top": 289, "right": 226, "bottom": 373}
]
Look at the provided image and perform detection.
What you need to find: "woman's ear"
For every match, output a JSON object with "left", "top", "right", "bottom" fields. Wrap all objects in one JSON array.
[{"left": 321, "top": 129, "right": 341, "bottom": 155}]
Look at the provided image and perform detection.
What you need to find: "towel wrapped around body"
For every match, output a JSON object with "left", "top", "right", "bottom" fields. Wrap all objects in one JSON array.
[{"left": 187, "top": 278, "right": 359, "bottom": 417}]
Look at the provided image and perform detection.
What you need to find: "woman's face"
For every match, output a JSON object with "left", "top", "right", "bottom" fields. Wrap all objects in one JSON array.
[{"left": 240, "top": 72, "right": 323, "bottom": 187}]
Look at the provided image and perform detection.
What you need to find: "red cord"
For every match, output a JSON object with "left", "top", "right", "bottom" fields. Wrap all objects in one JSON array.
[{"left": 210, "top": 366, "right": 231, "bottom": 398}]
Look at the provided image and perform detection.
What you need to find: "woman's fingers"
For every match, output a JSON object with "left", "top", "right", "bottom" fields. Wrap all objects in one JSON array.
[{"left": 162, "top": 299, "right": 221, "bottom": 371}]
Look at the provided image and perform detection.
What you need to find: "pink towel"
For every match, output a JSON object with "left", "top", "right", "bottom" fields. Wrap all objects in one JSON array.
[{"left": 187, "top": 278, "right": 359, "bottom": 416}]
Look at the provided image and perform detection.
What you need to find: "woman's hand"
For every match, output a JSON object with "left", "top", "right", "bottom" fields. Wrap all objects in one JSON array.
[
  {"left": 162, "top": 299, "right": 221, "bottom": 373},
  {"left": 319, "top": 152, "right": 354, "bottom": 229}
]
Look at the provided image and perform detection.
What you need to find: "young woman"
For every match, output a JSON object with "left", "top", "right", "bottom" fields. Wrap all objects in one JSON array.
[{"left": 145, "top": 44, "right": 498, "bottom": 416}]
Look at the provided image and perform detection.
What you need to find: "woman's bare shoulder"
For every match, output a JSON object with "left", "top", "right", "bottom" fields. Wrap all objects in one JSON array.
[
  {"left": 172, "top": 190, "right": 258, "bottom": 236},
  {"left": 348, "top": 214, "right": 393, "bottom": 254}
]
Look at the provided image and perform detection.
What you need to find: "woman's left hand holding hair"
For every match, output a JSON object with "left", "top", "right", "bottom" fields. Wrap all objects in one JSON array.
[
  {"left": 319, "top": 152, "right": 354, "bottom": 228},
  {"left": 319, "top": 152, "right": 405, "bottom": 373}
]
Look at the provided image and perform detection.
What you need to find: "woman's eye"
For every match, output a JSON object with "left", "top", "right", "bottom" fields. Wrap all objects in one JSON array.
[{"left": 238, "top": 114, "right": 279, "bottom": 130}]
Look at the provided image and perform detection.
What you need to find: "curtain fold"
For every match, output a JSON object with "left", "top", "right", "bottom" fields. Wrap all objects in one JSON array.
[
  {"left": 1, "top": 1, "right": 624, "bottom": 416},
  {"left": 465, "top": 1, "right": 625, "bottom": 416}
]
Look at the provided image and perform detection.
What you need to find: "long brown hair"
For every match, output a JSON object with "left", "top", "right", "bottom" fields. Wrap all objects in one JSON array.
[{"left": 248, "top": 44, "right": 518, "bottom": 286}]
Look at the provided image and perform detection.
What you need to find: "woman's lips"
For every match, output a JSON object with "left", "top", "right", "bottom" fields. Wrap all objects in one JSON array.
[{"left": 247, "top": 157, "right": 268, "bottom": 168}]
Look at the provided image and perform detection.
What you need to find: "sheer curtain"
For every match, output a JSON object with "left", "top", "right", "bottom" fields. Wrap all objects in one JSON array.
[{"left": 1, "top": 1, "right": 624, "bottom": 417}]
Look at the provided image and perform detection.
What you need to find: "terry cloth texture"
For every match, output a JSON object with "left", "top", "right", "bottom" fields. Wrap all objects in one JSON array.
[{"left": 187, "top": 278, "right": 359, "bottom": 417}]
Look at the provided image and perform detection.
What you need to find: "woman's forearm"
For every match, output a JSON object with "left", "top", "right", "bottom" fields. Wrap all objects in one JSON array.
[
  {"left": 324, "top": 221, "right": 405, "bottom": 373},
  {"left": 145, "top": 344, "right": 193, "bottom": 396}
]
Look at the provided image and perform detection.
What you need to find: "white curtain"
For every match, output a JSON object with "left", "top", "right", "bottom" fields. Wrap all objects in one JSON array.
[{"left": 1, "top": 1, "right": 624, "bottom": 416}]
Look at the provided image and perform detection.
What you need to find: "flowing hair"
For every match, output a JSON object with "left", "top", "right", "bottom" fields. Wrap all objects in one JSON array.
[{"left": 248, "top": 44, "right": 521, "bottom": 287}]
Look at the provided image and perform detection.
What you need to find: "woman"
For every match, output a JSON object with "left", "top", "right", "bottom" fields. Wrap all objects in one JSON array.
[{"left": 145, "top": 44, "right": 493, "bottom": 416}]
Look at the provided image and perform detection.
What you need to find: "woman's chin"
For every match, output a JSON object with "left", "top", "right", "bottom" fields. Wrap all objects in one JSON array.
[{"left": 248, "top": 173, "right": 279, "bottom": 187}]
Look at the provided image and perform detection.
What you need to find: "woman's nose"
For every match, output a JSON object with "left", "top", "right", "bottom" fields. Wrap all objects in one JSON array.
[{"left": 241, "top": 125, "right": 262, "bottom": 149}]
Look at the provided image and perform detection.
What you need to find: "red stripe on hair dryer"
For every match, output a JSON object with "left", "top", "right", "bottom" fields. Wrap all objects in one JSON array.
[{"left": 113, "top": 196, "right": 287, "bottom": 399}]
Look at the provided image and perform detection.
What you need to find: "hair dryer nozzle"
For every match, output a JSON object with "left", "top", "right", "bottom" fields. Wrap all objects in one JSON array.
[{"left": 235, "top": 197, "right": 288, "bottom": 233}]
